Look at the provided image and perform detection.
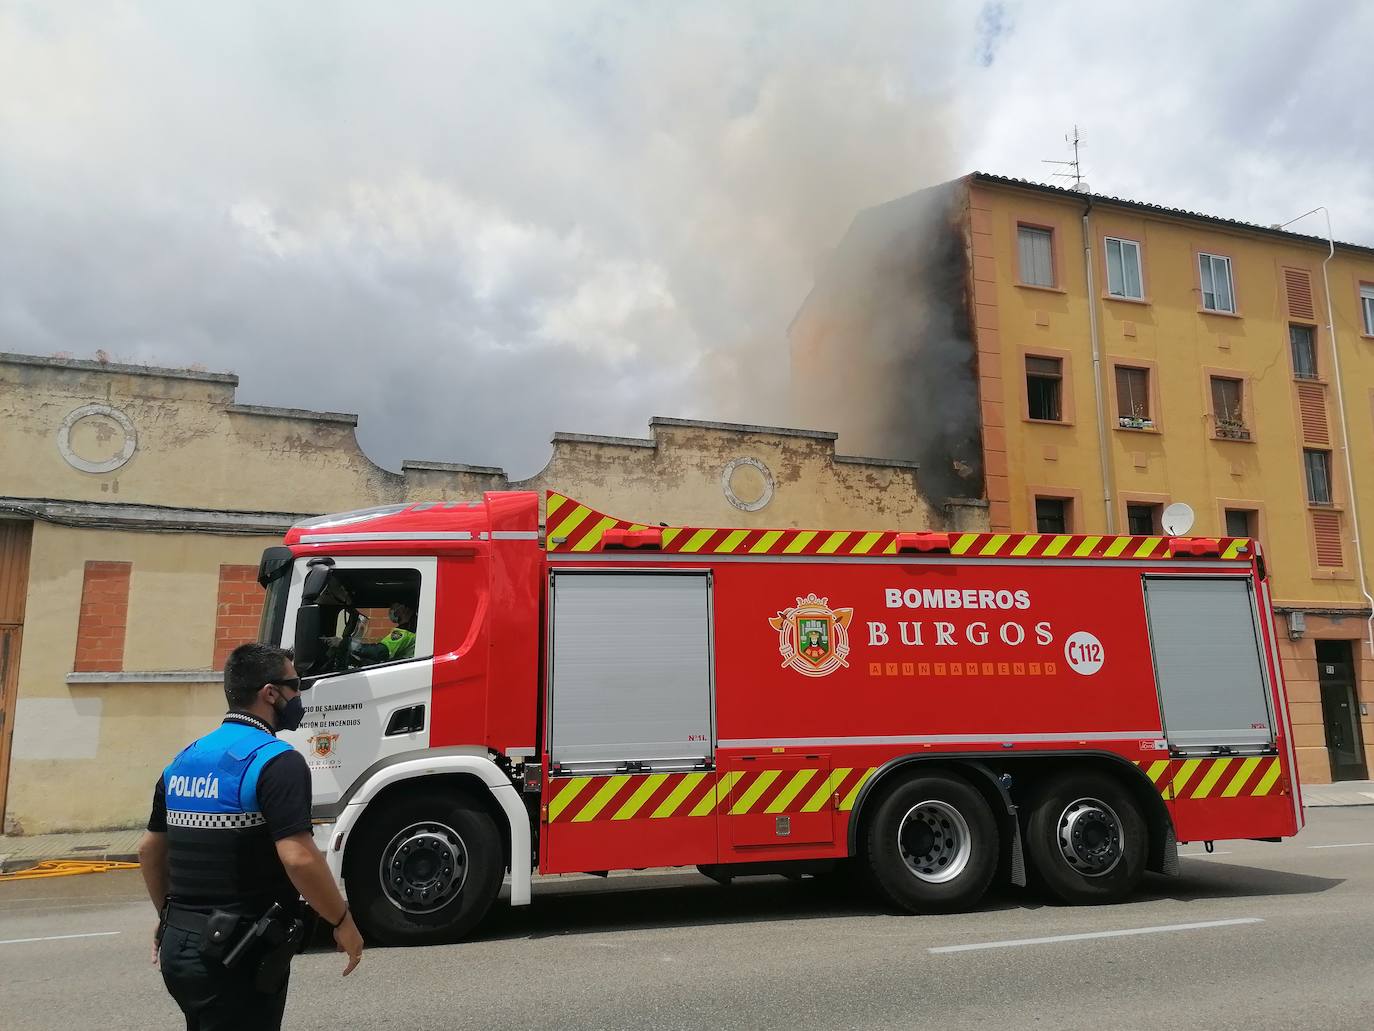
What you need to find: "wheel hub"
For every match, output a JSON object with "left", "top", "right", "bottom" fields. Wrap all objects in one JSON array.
[
  {"left": 379, "top": 821, "right": 468, "bottom": 914},
  {"left": 897, "top": 800, "right": 972, "bottom": 884},
  {"left": 1056, "top": 797, "right": 1124, "bottom": 877}
]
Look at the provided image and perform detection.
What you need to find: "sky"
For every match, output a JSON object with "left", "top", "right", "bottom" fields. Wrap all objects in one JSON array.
[{"left": 2, "top": 1, "right": 1371, "bottom": 479}]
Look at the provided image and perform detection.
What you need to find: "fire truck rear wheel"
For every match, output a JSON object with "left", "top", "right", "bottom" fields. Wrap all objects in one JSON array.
[
  {"left": 862, "top": 773, "right": 999, "bottom": 914},
  {"left": 1023, "top": 772, "right": 1147, "bottom": 905},
  {"left": 346, "top": 790, "right": 504, "bottom": 946}
]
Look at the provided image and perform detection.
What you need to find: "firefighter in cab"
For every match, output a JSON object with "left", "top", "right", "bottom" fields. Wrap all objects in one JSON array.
[
  {"left": 138, "top": 642, "right": 363, "bottom": 1029},
  {"left": 328, "top": 599, "right": 416, "bottom": 667}
]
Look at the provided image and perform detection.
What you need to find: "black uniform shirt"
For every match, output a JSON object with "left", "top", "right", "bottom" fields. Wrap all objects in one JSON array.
[{"left": 147, "top": 711, "right": 312, "bottom": 841}]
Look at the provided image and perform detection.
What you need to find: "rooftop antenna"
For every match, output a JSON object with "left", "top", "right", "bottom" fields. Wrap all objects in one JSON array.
[{"left": 1043, "top": 125, "right": 1089, "bottom": 192}]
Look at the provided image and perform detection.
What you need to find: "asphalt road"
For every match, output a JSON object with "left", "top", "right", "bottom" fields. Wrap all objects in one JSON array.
[{"left": 3, "top": 808, "right": 1372, "bottom": 1031}]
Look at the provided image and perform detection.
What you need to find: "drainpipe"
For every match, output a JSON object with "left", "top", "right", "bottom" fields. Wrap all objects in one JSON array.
[
  {"left": 1081, "top": 196, "right": 1115, "bottom": 532},
  {"left": 1311, "top": 212, "right": 1374, "bottom": 651}
]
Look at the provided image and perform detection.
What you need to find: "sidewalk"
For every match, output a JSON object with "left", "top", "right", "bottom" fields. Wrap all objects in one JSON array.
[{"left": 2, "top": 781, "right": 1371, "bottom": 873}]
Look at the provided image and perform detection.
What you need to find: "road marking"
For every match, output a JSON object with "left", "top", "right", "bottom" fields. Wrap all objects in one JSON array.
[
  {"left": 1306, "top": 842, "right": 1374, "bottom": 849},
  {"left": 0, "top": 931, "right": 121, "bottom": 946},
  {"left": 928, "top": 918, "right": 1262, "bottom": 954}
]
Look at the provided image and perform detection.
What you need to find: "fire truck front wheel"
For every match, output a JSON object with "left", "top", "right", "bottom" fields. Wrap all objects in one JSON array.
[
  {"left": 862, "top": 773, "right": 999, "bottom": 914},
  {"left": 1023, "top": 772, "right": 1147, "bottom": 905},
  {"left": 345, "top": 790, "right": 504, "bottom": 946}
]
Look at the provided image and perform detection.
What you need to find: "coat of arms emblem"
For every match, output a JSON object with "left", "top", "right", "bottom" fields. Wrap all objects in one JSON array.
[
  {"left": 769, "top": 594, "right": 854, "bottom": 677},
  {"left": 308, "top": 732, "right": 340, "bottom": 759}
]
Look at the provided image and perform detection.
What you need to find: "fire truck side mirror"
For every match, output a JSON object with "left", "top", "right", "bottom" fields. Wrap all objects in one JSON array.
[
  {"left": 301, "top": 563, "right": 331, "bottom": 603},
  {"left": 293, "top": 605, "right": 323, "bottom": 671}
]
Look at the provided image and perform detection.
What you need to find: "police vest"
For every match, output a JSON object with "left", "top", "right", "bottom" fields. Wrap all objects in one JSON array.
[
  {"left": 163, "top": 719, "right": 297, "bottom": 912},
  {"left": 380, "top": 628, "right": 416, "bottom": 660}
]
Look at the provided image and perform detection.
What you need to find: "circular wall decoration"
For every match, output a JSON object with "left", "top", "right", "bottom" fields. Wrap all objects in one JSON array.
[
  {"left": 721, "top": 456, "right": 775, "bottom": 513},
  {"left": 57, "top": 403, "right": 138, "bottom": 474}
]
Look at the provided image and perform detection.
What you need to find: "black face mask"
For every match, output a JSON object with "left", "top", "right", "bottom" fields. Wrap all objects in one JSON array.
[{"left": 273, "top": 692, "right": 305, "bottom": 733}]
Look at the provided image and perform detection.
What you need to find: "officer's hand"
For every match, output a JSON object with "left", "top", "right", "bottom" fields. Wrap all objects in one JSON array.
[
  {"left": 323, "top": 637, "right": 343, "bottom": 648},
  {"left": 334, "top": 914, "right": 363, "bottom": 976},
  {"left": 150, "top": 924, "right": 160, "bottom": 967}
]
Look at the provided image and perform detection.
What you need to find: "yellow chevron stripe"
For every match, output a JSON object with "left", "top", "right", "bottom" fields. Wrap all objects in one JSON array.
[
  {"left": 1252, "top": 759, "right": 1283, "bottom": 797},
  {"left": 1044, "top": 534, "right": 1072, "bottom": 557},
  {"left": 650, "top": 772, "right": 707, "bottom": 818},
  {"left": 572, "top": 775, "right": 630, "bottom": 822},
  {"left": 660, "top": 527, "right": 682, "bottom": 547},
  {"left": 979, "top": 534, "right": 1010, "bottom": 557},
  {"left": 1145, "top": 760, "right": 1171, "bottom": 784},
  {"left": 1222, "top": 539, "right": 1249, "bottom": 560},
  {"left": 1170, "top": 759, "right": 1202, "bottom": 798},
  {"left": 717, "top": 529, "right": 751, "bottom": 554},
  {"left": 689, "top": 771, "right": 743, "bottom": 817},
  {"left": 839, "top": 767, "right": 877, "bottom": 811},
  {"left": 801, "top": 769, "right": 849, "bottom": 812},
  {"left": 730, "top": 769, "right": 782, "bottom": 815},
  {"left": 550, "top": 505, "right": 591, "bottom": 543},
  {"left": 750, "top": 530, "right": 784, "bottom": 554},
  {"left": 1073, "top": 535, "right": 1103, "bottom": 557},
  {"left": 1190, "top": 758, "right": 1232, "bottom": 799},
  {"left": 679, "top": 528, "right": 715, "bottom": 553},
  {"left": 766, "top": 769, "right": 819, "bottom": 813},
  {"left": 1221, "top": 756, "right": 1262, "bottom": 798},
  {"left": 1104, "top": 537, "right": 1131, "bottom": 558},
  {"left": 628, "top": 523, "right": 647, "bottom": 532},
  {"left": 882, "top": 540, "right": 899, "bottom": 555},
  {"left": 548, "top": 777, "right": 591, "bottom": 821},
  {"left": 851, "top": 531, "right": 883, "bottom": 555},
  {"left": 950, "top": 534, "right": 977, "bottom": 556},
  {"left": 1011, "top": 534, "right": 1042, "bottom": 557},
  {"left": 817, "top": 531, "right": 850, "bottom": 555},
  {"left": 545, "top": 494, "right": 568, "bottom": 518},
  {"left": 784, "top": 531, "right": 818, "bottom": 554},
  {"left": 571, "top": 515, "right": 618, "bottom": 553},
  {"left": 611, "top": 774, "right": 669, "bottom": 821},
  {"left": 1134, "top": 537, "right": 1162, "bottom": 558}
]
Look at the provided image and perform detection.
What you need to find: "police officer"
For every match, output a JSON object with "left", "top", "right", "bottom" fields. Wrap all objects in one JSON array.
[{"left": 138, "top": 642, "right": 364, "bottom": 1029}]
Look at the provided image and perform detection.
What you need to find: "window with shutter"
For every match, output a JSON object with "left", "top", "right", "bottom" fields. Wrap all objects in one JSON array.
[
  {"left": 1115, "top": 366, "right": 1152, "bottom": 426},
  {"left": 1210, "top": 377, "right": 1247, "bottom": 439},
  {"left": 1312, "top": 510, "right": 1343, "bottom": 567},
  {"left": 1296, "top": 382, "right": 1330, "bottom": 444},
  {"left": 1283, "top": 268, "right": 1314, "bottom": 321}
]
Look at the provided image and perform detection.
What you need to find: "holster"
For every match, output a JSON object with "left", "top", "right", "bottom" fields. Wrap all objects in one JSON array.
[
  {"left": 197, "top": 910, "right": 245, "bottom": 963},
  {"left": 220, "top": 902, "right": 304, "bottom": 993}
]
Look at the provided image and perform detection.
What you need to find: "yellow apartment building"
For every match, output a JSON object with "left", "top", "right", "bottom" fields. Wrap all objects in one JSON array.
[{"left": 793, "top": 172, "right": 1374, "bottom": 786}]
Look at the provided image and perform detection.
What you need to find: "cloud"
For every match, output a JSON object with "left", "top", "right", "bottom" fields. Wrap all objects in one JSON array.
[{"left": 1, "top": 0, "right": 1370, "bottom": 486}]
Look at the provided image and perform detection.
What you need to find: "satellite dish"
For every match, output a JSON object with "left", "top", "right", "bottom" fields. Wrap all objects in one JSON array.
[{"left": 1161, "top": 503, "right": 1195, "bottom": 536}]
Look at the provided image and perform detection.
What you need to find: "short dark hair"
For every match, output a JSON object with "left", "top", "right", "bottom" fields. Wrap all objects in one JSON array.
[{"left": 224, "top": 642, "right": 293, "bottom": 708}]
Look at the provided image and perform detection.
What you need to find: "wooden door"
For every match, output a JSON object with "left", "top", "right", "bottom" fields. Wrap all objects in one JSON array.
[{"left": 0, "top": 521, "right": 33, "bottom": 822}]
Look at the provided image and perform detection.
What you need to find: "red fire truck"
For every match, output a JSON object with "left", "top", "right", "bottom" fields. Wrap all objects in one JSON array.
[{"left": 255, "top": 491, "right": 1303, "bottom": 945}]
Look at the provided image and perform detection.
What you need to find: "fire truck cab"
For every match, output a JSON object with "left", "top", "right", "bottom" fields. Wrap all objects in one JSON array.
[{"left": 256, "top": 491, "right": 1302, "bottom": 945}]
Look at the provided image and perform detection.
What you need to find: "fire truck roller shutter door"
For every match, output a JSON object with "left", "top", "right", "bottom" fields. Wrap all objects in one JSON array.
[
  {"left": 1142, "top": 577, "right": 1274, "bottom": 751},
  {"left": 548, "top": 571, "right": 713, "bottom": 774}
]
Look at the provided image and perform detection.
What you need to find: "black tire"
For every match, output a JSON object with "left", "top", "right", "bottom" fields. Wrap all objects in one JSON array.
[
  {"left": 1023, "top": 771, "right": 1147, "bottom": 905},
  {"left": 345, "top": 790, "right": 504, "bottom": 946},
  {"left": 861, "top": 772, "right": 999, "bottom": 914}
]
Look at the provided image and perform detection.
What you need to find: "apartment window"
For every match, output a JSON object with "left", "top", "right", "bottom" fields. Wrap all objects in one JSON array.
[
  {"left": 1361, "top": 284, "right": 1374, "bottom": 335},
  {"left": 1304, "top": 449, "right": 1333, "bottom": 506},
  {"left": 1025, "top": 356, "right": 1063, "bottom": 421},
  {"left": 1126, "top": 503, "right": 1160, "bottom": 535},
  {"left": 1105, "top": 237, "right": 1144, "bottom": 299},
  {"left": 1225, "top": 509, "right": 1258, "bottom": 538},
  {"left": 1199, "top": 253, "right": 1235, "bottom": 313},
  {"left": 1115, "top": 365, "right": 1153, "bottom": 428},
  {"left": 1289, "top": 324, "right": 1318, "bottom": 380},
  {"left": 1035, "top": 497, "right": 1069, "bottom": 534},
  {"left": 1210, "top": 376, "right": 1249, "bottom": 439},
  {"left": 1017, "top": 225, "right": 1055, "bottom": 287}
]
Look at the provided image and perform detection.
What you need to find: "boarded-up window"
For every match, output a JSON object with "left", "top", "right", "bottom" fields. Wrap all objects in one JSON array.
[
  {"left": 1283, "top": 268, "right": 1314, "bottom": 321},
  {"left": 1026, "top": 355, "right": 1063, "bottom": 421},
  {"left": 1017, "top": 226, "right": 1054, "bottom": 287},
  {"left": 74, "top": 561, "right": 131, "bottom": 673},
  {"left": 1312, "top": 510, "right": 1343, "bottom": 567},
  {"left": 1115, "top": 366, "right": 1151, "bottom": 423}
]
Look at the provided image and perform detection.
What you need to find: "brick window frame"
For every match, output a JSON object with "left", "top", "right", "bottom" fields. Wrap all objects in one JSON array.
[
  {"left": 1025, "top": 485, "right": 1084, "bottom": 534},
  {"left": 74, "top": 561, "right": 131, "bottom": 673},
  {"left": 1119, "top": 491, "right": 1172, "bottom": 536}
]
